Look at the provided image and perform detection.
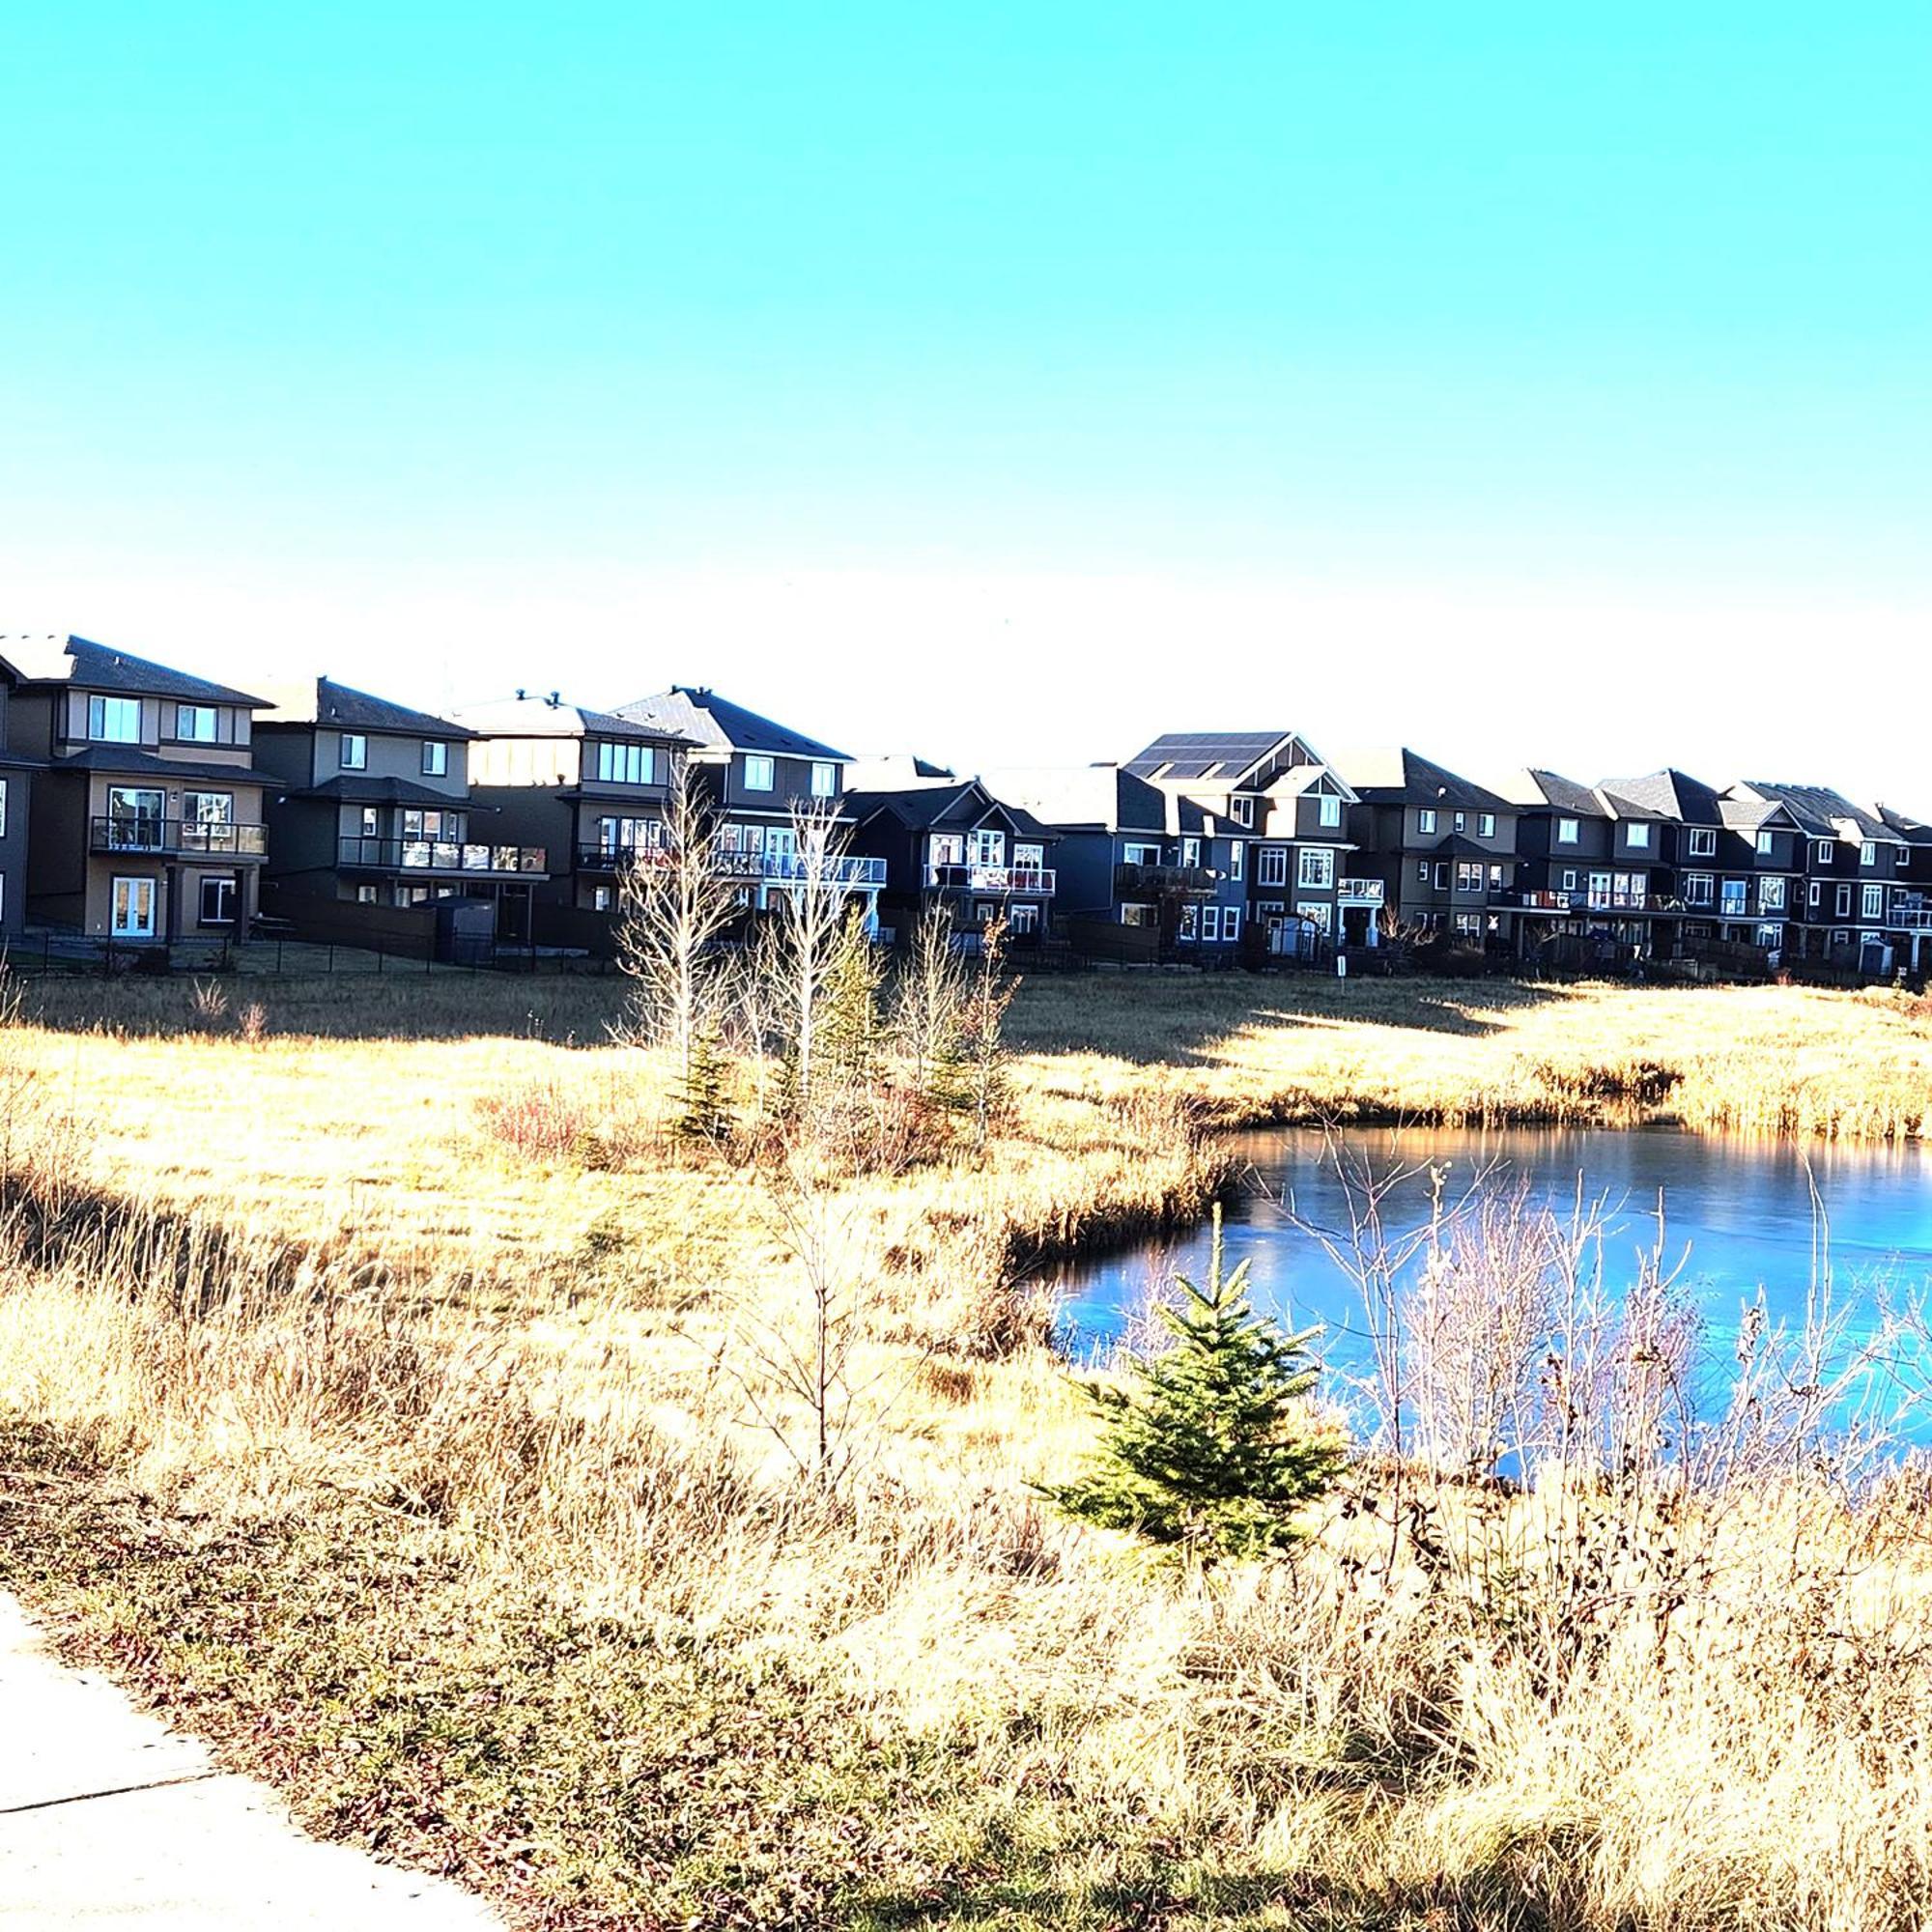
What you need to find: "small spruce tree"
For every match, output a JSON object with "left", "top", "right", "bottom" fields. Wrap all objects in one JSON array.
[
  {"left": 1044, "top": 1208, "right": 1344, "bottom": 1566},
  {"left": 817, "top": 905, "right": 885, "bottom": 1081},
  {"left": 668, "top": 1023, "right": 733, "bottom": 1145}
]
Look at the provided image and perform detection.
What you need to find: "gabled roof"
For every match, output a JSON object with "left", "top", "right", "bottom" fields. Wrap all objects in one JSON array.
[
  {"left": 1492, "top": 768, "right": 1610, "bottom": 817},
  {"left": 613, "top": 687, "right": 850, "bottom": 762},
  {"left": 1263, "top": 762, "right": 1358, "bottom": 804},
  {"left": 1327, "top": 747, "right": 1510, "bottom": 813},
  {"left": 1123, "top": 730, "right": 1299, "bottom": 785},
  {"left": 452, "top": 694, "right": 686, "bottom": 744},
  {"left": 1603, "top": 768, "right": 1725, "bottom": 825},
  {"left": 980, "top": 765, "right": 1168, "bottom": 836},
  {"left": 258, "top": 676, "right": 470, "bottom": 740},
  {"left": 846, "top": 780, "right": 1054, "bottom": 840},
  {"left": 1717, "top": 794, "right": 1791, "bottom": 835},
  {"left": 1877, "top": 804, "right": 1932, "bottom": 847},
  {"left": 1736, "top": 781, "right": 1903, "bottom": 846},
  {"left": 0, "top": 634, "right": 266, "bottom": 707}
]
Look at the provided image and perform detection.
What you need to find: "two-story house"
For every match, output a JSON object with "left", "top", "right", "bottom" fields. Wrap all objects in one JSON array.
[
  {"left": 458, "top": 692, "right": 690, "bottom": 913},
  {"left": 845, "top": 776, "right": 1053, "bottom": 947},
  {"left": 256, "top": 679, "right": 549, "bottom": 934},
  {"left": 4, "top": 636, "right": 269, "bottom": 943},
  {"left": 1248, "top": 762, "right": 1377, "bottom": 955},
  {"left": 981, "top": 763, "right": 1216, "bottom": 959},
  {"left": 1492, "top": 770, "right": 1673, "bottom": 965},
  {"left": 610, "top": 688, "right": 883, "bottom": 914},
  {"left": 1326, "top": 748, "right": 1520, "bottom": 949},
  {"left": 1876, "top": 804, "right": 1932, "bottom": 974}
]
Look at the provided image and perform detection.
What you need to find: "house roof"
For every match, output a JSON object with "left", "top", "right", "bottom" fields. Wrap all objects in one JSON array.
[
  {"left": 1878, "top": 803, "right": 1932, "bottom": 847},
  {"left": 980, "top": 765, "right": 1168, "bottom": 835},
  {"left": 847, "top": 780, "right": 1055, "bottom": 841},
  {"left": 1603, "top": 768, "right": 1725, "bottom": 825},
  {"left": 48, "top": 747, "right": 268, "bottom": 785},
  {"left": 0, "top": 634, "right": 267, "bottom": 707},
  {"left": 613, "top": 687, "right": 851, "bottom": 762},
  {"left": 1328, "top": 747, "right": 1510, "bottom": 813},
  {"left": 1263, "top": 762, "right": 1356, "bottom": 803},
  {"left": 283, "top": 775, "right": 478, "bottom": 809},
  {"left": 1492, "top": 768, "right": 1610, "bottom": 817},
  {"left": 452, "top": 694, "right": 686, "bottom": 744},
  {"left": 1737, "top": 781, "right": 1903, "bottom": 846},
  {"left": 1123, "top": 731, "right": 1297, "bottom": 785},
  {"left": 258, "top": 676, "right": 471, "bottom": 740}
]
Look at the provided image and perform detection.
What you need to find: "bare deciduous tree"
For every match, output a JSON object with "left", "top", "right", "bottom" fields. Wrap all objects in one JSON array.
[
  {"left": 758, "top": 800, "right": 864, "bottom": 1114},
  {"left": 612, "top": 763, "right": 739, "bottom": 1081}
]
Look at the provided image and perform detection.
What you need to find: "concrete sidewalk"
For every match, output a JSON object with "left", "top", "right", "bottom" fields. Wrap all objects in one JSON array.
[{"left": 0, "top": 1593, "right": 503, "bottom": 1928}]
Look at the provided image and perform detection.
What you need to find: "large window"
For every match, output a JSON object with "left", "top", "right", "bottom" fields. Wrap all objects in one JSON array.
[
  {"left": 1627, "top": 821, "right": 1651, "bottom": 848},
  {"left": 88, "top": 695, "right": 141, "bottom": 744},
  {"left": 1123, "top": 841, "right": 1162, "bottom": 867},
  {"left": 597, "top": 741, "right": 656, "bottom": 785},
  {"left": 1688, "top": 828, "right": 1717, "bottom": 857},
  {"left": 175, "top": 703, "right": 218, "bottom": 743},
  {"left": 199, "top": 875, "right": 238, "bottom": 925},
  {"left": 1257, "top": 846, "right": 1288, "bottom": 887},
  {"left": 184, "top": 790, "right": 233, "bottom": 824},
  {"left": 1758, "top": 876, "right": 1785, "bottom": 911},
  {"left": 930, "top": 833, "right": 966, "bottom": 867},
  {"left": 1684, "top": 873, "right": 1714, "bottom": 907},
  {"left": 1863, "top": 883, "right": 1886, "bottom": 921},
  {"left": 1296, "top": 847, "right": 1334, "bottom": 890},
  {"left": 744, "top": 754, "right": 776, "bottom": 792},
  {"left": 104, "top": 787, "right": 165, "bottom": 850}
]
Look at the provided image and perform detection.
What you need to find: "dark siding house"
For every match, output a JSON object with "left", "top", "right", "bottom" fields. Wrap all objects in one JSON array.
[
  {"left": 4, "top": 635, "right": 268, "bottom": 943},
  {"left": 845, "top": 778, "right": 1053, "bottom": 946},
  {"left": 611, "top": 688, "right": 883, "bottom": 913},
  {"left": 1326, "top": 748, "right": 1520, "bottom": 948},
  {"left": 257, "top": 678, "right": 548, "bottom": 935},
  {"left": 981, "top": 764, "right": 1216, "bottom": 960},
  {"left": 458, "top": 694, "right": 690, "bottom": 914}
]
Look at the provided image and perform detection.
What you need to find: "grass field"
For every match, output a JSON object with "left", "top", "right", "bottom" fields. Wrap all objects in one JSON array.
[{"left": 4, "top": 969, "right": 1932, "bottom": 1929}]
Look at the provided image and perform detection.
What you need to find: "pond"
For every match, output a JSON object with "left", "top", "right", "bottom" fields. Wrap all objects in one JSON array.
[{"left": 1055, "top": 1126, "right": 1932, "bottom": 1415}]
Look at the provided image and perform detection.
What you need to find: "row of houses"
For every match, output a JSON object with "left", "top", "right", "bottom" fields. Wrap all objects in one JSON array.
[{"left": 0, "top": 633, "right": 1926, "bottom": 980}]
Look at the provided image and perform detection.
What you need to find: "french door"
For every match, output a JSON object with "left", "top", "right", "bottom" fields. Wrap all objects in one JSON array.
[{"left": 111, "top": 876, "right": 157, "bottom": 939}]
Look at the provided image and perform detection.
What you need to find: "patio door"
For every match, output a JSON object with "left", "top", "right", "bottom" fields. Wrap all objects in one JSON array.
[
  {"left": 111, "top": 875, "right": 157, "bottom": 939},
  {"left": 106, "top": 787, "right": 165, "bottom": 851}
]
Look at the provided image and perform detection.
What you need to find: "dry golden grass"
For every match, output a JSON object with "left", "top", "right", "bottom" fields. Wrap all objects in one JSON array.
[{"left": 2, "top": 969, "right": 1931, "bottom": 1929}]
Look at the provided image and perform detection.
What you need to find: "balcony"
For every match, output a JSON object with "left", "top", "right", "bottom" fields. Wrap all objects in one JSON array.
[
  {"left": 92, "top": 817, "right": 267, "bottom": 858},
  {"left": 1510, "top": 888, "right": 1653, "bottom": 914},
  {"left": 1114, "top": 861, "right": 1214, "bottom": 897},
  {"left": 925, "top": 864, "right": 1057, "bottom": 895},
  {"left": 719, "top": 850, "right": 887, "bottom": 886},
  {"left": 338, "top": 837, "right": 547, "bottom": 875},
  {"left": 1337, "top": 877, "right": 1385, "bottom": 906}
]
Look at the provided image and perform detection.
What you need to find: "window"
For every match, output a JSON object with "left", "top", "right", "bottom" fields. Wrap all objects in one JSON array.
[
  {"left": 744, "top": 754, "right": 776, "bottom": 792},
  {"left": 1008, "top": 903, "right": 1040, "bottom": 934},
  {"left": 198, "top": 875, "right": 238, "bottom": 925},
  {"left": 1416, "top": 861, "right": 1431, "bottom": 883},
  {"left": 1808, "top": 881, "right": 1822, "bottom": 908},
  {"left": 1453, "top": 811, "right": 1465, "bottom": 834},
  {"left": 1861, "top": 841, "right": 1877, "bottom": 867},
  {"left": 1014, "top": 842, "right": 1044, "bottom": 874},
  {"left": 1228, "top": 840, "right": 1243, "bottom": 880},
  {"left": 1756, "top": 923, "right": 1783, "bottom": 950},
  {"left": 1557, "top": 817, "right": 1579, "bottom": 844},
  {"left": 1863, "top": 883, "right": 1885, "bottom": 921},
  {"left": 1178, "top": 903, "right": 1198, "bottom": 941},
  {"left": 1477, "top": 813, "right": 1494, "bottom": 838},
  {"left": 360, "top": 807, "right": 379, "bottom": 837},
  {"left": 1720, "top": 879, "right": 1748, "bottom": 915},
  {"left": 1835, "top": 884, "right": 1853, "bottom": 918},
  {"left": 340, "top": 732, "right": 367, "bottom": 770},
  {"left": 970, "top": 828, "right": 1006, "bottom": 867},
  {"left": 1757, "top": 830, "right": 1776, "bottom": 857},
  {"left": 422, "top": 740, "right": 449, "bottom": 777},
  {"left": 1417, "top": 809, "right": 1437, "bottom": 834},
  {"left": 109, "top": 876, "right": 156, "bottom": 938},
  {"left": 1201, "top": 906, "right": 1221, "bottom": 943},
  {"left": 1684, "top": 873, "right": 1714, "bottom": 907},
  {"left": 175, "top": 703, "right": 217, "bottom": 743},
  {"left": 0, "top": 778, "right": 8, "bottom": 837},
  {"left": 1297, "top": 847, "right": 1334, "bottom": 890},
  {"left": 1458, "top": 862, "right": 1486, "bottom": 892},
  {"left": 1627, "top": 822, "right": 1651, "bottom": 848},
  {"left": 88, "top": 695, "right": 141, "bottom": 743},
  {"left": 810, "top": 761, "right": 837, "bottom": 798},
  {"left": 596, "top": 741, "right": 657, "bottom": 785},
  {"left": 1121, "top": 902, "right": 1156, "bottom": 927},
  {"left": 1561, "top": 868, "right": 1578, "bottom": 890},
  {"left": 1231, "top": 796, "right": 1254, "bottom": 827},
  {"left": 355, "top": 884, "right": 378, "bottom": 904},
  {"left": 1812, "top": 838, "right": 1835, "bottom": 865},
  {"left": 1758, "top": 877, "right": 1785, "bottom": 911},
  {"left": 1317, "top": 794, "right": 1341, "bottom": 829},
  {"left": 930, "top": 833, "right": 965, "bottom": 867},
  {"left": 1258, "top": 846, "right": 1288, "bottom": 887},
  {"left": 104, "top": 787, "right": 165, "bottom": 849},
  {"left": 1434, "top": 862, "right": 1451, "bottom": 889},
  {"left": 1689, "top": 828, "right": 1717, "bottom": 857},
  {"left": 592, "top": 886, "right": 613, "bottom": 913},
  {"left": 1123, "top": 841, "right": 1162, "bottom": 867},
  {"left": 1181, "top": 837, "right": 1202, "bottom": 867},
  {"left": 597, "top": 815, "right": 660, "bottom": 855},
  {"left": 1222, "top": 907, "right": 1242, "bottom": 943},
  {"left": 184, "top": 790, "right": 233, "bottom": 824},
  {"left": 1295, "top": 901, "right": 1332, "bottom": 932}
]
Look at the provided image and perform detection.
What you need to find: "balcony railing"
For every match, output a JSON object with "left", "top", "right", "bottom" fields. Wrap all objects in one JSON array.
[
  {"left": 337, "top": 837, "right": 547, "bottom": 875},
  {"left": 1114, "top": 861, "right": 1214, "bottom": 897},
  {"left": 1511, "top": 888, "right": 1654, "bottom": 913},
  {"left": 1337, "top": 877, "right": 1384, "bottom": 905},
  {"left": 91, "top": 817, "right": 267, "bottom": 857},
  {"left": 717, "top": 850, "right": 887, "bottom": 886},
  {"left": 925, "top": 864, "right": 1057, "bottom": 895}
]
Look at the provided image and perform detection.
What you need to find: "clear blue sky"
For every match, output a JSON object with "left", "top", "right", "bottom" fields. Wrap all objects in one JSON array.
[{"left": 3, "top": 4, "right": 1927, "bottom": 796}]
